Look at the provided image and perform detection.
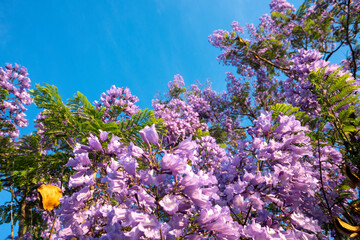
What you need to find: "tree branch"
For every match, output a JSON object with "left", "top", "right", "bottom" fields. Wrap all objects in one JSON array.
[{"left": 345, "top": 0, "right": 358, "bottom": 78}]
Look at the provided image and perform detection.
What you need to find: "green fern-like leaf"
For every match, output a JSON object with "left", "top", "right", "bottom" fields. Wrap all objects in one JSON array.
[
  {"left": 308, "top": 67, "right": 359, "bottom": 118},
  {"left": 269, "top": 103, "right": 312, "bottom": 125},
  {"left": 296, "top": 0, "right": 312, "bottom": 18},
  {"left": 67, "top": 91, "right": 94, "bottom": 111},
  {"left": 30, "top": 83, "right": 64, "bottom": 109},
  {"left": 117, "top": 109, "right": 165, "bottom": 144},
  {"left": 308, "top": 66, "right": 360, "bottom": 147}
]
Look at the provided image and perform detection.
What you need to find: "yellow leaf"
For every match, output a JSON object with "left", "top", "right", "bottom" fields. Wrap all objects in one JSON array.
[
  {"left": 37, "top": 184, "right": 63, "bottom": 211},
  {"left": 334, "top": 217, "right": 360, "bottom": 237},
  {"left": 343, "top": 164, "right": 360, "bottom": 188}
]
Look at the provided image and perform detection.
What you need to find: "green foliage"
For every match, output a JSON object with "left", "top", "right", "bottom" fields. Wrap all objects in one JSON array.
[
  {"left": 118, "top": 109, "right": 165, "bottom": 145},
  {"left": 30, "top": 83, "right": 80, "bottom": 145},
  {"left": 194, "top": 128, "right": 210, "bottom": 139},
  {"left": 0, "top": 87, "right": 16, "bottom": 134},
  {"left": 291, "top": 1, "right": 335, "bottom": 54},
  {"left": 30, "top": 83, "right": 166, "bottom": 148},
  {"left": 308, "top": 67, "right": 359, "bottom": 131},
  {"left": 271, "top": 11, "right": 289, "bottom": 22},
  {"left": 31, "top": 83, "right": 66, "bottom": 111},
  {"left": 0, "top": 204, "right": 13, "bottom": 225},
  {"left": 30, "top": 83, "right": 167, "bottom": 148},
  {"left": 0, "top": 88, "right": 8, "bottom": 101},
  {"left": 67, "top": 91, "right": 104, "bottom": 123},
  {"left": 3, "top": 83, "right": 166, "bottom": 237},
  {"left": 0, "top": 133, "right": 66, "bottom": 237},
  {"left": 67, "top": 91, "right": 94, "bottom": 111},
  {"left": 209, "top": 123, "right": 228, "bottom": 145},
  {"left": 308, "top": 67, "right": 360, "bottom": 164},
  {"left": 269, "top": 103, "right": 313, "bottom": 125},
  {"left": 296, "top": 0, "right": 312, "bottom": 18}
]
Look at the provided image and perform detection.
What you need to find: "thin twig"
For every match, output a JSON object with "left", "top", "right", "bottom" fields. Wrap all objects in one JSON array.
[
  {"left": 325, "top": 41, "right": 344, "bottom": 61},
  {"left": 227, "top": 202, "right": 242, "bottom": 224},
  {"left": 248, "top": 49, "right": 290, "bottom": 72},
  {"left": 48, "top": 211, "right": 57, "bottom": 240},
  {"left": 243, "top": 205, "right": 252, "bottom": 225},
  {"left": 345, "top": 0, "right": 357, "bottom": 78},
  {"left": 10, "top": 186, "right": 14, "bottom": 240}
]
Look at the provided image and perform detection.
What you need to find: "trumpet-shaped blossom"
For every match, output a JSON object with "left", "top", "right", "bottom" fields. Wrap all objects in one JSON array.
[{"left": 139, "top": 124, "right": 159, "bottom": 146}]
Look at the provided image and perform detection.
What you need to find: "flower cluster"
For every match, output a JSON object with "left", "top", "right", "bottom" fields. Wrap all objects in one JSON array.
[
  {"left": 269, "top": 0, "right": 295, "bottom": 13},
  {"left": 215, "top": 112, "right": 326, "bottom": 239},
  {"left": 285, "top": 49, "right": 358, "bottom": 116},
  {"left": 153, "top": 97, "right": 208, "bottom": 142},
  {"left": 0, "top": 63, "right": 32, "bottom": 138},
  {"left": 37, "top": 111, "right": 352, "bottom": 239},
  {"left": 46, "top": 126, "right": 243, "bottom": 239},
  {"left": 94, "top": 85, "right": 139, "bottom": 122},
  {"left": 168, "top": 74, "right": 185, "bottom": 93},
  {"left": 194, "top": 135, "right": 227, "bottom": 171}
]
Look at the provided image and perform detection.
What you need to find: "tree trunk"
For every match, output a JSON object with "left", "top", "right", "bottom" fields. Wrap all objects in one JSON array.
[
  {"left": 10, "top": 196, "right": 14, "bottom": 240},
  {"left": 18, "top": 198, "right": 26, "bottom": 240}
]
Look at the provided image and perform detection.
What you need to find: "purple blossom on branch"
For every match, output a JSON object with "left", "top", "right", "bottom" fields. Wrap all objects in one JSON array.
[
  {"left": 94, "top": 85, "right": 139, "bottom": 122},
  {"left": 0, "top": 63, "right": 32, "bottom": 138}
]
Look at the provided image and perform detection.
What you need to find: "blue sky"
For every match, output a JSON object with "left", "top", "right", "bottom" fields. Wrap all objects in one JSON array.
[{"left": 0, "top": 0, "right": 303, "bottom": 237}]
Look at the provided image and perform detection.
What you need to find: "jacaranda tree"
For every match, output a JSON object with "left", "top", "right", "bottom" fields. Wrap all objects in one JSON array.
[{"left": 1, "top": 0, "right": 360, "bottom": 239}]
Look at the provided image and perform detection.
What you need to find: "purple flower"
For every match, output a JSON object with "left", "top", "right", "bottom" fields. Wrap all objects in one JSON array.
[
  {"left": 75, "top": 186, "right": 92, "bottom": 202},
  {"left": 161, "top": 152, "right": 189, "bottom": 176},
  {"left": 139, "top": 169, "right": 166, "bottom": 187},
  {"left": 0, "top": 63, "right": 32, "bottom": 138},
  {"left": 88, "top": 134, "right": 103, "bottom": 151},
  {"left": 291, "top": 212, "right": 322, "bottom": 233},
  {"left": 103, "top": 166, "right": 127, "bottom": 195},
  {"left": 159, "top": 195, "right": 183, "bottom": 215},
  {"left": 153, "top": 98, "right": 207, "bottom": 140},
  {"left": 99, "top": 130, "right": 109, "bottom": 142},
  {"left": 67, "top": 153, "right": 91, "bottom": 171},
  {"left": 180, "top": 171, "right": 217, "bottom": 208},
  {"left": 69, "top": 171, "right": 95, "bottom": 188},
  {"left": 168, "top": 74, "right": 185, "bottom": 90},
  {"left": 139, "top": 124, "right": 159, "bottom": 146},
  {"left": 107, "top": 135, "right": 122, "bottom": 154},
  {"left": 270, "top": 0, "right": 295, "bottom": 13},
  {"left": 119, "top": 155, "right": 138, "bottom": 176},
  {"left": 137, "top": 215, "right": 161, "bottom": 239},
  {"left": 94, "top": 85, "right": 139, "bottom": 122}
]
